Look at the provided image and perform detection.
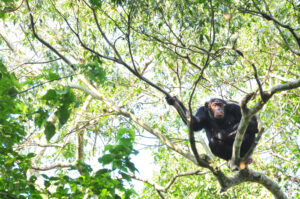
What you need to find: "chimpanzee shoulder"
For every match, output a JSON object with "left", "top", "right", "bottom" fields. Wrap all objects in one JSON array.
[
  {"left": 195, "top": 106, "right": 208, "bottom": 116},
  {"left": 192, "top": 106, "right": 210, "bottom": 131},
  {"left": 225, "top": 103, "right": 242, "bottom": 118}
]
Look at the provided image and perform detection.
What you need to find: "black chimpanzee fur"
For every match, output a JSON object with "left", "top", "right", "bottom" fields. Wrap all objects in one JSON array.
[{"left": 166, "top": 97, "right": 258, "bottom": 161}]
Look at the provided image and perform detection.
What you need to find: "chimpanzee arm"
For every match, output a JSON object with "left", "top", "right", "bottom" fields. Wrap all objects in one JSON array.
[
  {"left": 227, "top": 103, "right": 258, "bottom": 135},
  {"left": 193, "top": 107, "right": 208, "bottom": 131},
  {"left": 246, "top": 116, "right": 258, "bottom": 135},
  {"left": 165, "top": 96, "right": 206, "bottom": 131},
  {"left": 165, "top": 95, "right": 189, "bottom": 125}
]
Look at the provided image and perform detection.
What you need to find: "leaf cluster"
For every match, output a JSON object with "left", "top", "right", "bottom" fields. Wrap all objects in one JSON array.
[{"left": 99, "top": 128, "right": 138, "bottom": 173}]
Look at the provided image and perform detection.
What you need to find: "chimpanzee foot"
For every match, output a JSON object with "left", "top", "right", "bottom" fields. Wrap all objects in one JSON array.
[
  {"left": 239, "top": 157, "right": 254, "bottom": 170},
  {"left": 227, "top": 160, "right": 239, "bottom": 170},
  {"left": 245, "top": 157, "right": 254, "bottom": 165},
  {"left": 227, "top": 157, "right": 254, "bottom": 170},
  {"left": 227, "top": 160, "right": 231, "bottom": 168}
]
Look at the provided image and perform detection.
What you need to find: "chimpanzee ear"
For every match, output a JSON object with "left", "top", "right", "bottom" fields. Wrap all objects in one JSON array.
[{"left": 205, "top": 102, "right": 209, "bottom": 109}]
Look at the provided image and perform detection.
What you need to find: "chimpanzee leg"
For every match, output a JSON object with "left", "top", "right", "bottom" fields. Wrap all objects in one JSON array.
[
  {"left": 240, "top": 132, "right": 255, "bottom": 158},
  {"left": 209, "top": 138, "right": 232, "bottom": 160}
]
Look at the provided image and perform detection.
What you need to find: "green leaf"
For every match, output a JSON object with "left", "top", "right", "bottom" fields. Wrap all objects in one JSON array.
[
  {"left": 45, "top": 122, "right": 56, "bottom": 141},
  {"left": 125, "top": 160, "right": 137, "bottom": 173},
  {"left": 29, "top": 176, "right": 37, "bottom": 183},
  {"left": 47, "top": 72, "right": 60, "bottom": 81},
  {"left": 116, "top": 128, "right": 135, "bottom": 142},
  {"left": 41, "top": 174, "right": 49, "bottom": 179},
  {"left": 27, "top": 153, "right": 36, "bottom": 158},
  {"left": 89, "top": 0, "right": 102, "bottom": 8},
  {"left": 99, "top": 154, "right": 113, "bottom": 165},
  {"left": 95, "top": 169, "right": 110, "bottom": 176},
  {"left": 84, "top": 62, "right": 106, "bottom": 84},
  {"left": 55, "top": 105, "right": 71, "bottom": 127},
  {"left": 41, "top": 89, "right": 58, "bottom": 102},
  {"left": 34, "top": 108, "right": 49, "bottom": 128}
]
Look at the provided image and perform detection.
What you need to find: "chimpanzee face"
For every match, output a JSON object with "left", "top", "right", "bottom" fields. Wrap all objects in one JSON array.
[
  {"left": 205, "top": 99, "right": 227, "bottom": 119},
  {"left": 210, "top": 101, "right": 225, "bottom": 118}
]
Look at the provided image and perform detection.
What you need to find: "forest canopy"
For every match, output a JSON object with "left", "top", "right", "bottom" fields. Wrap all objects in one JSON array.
[{"left": 0, "top": 0, "right": 299, "bottom": 198}]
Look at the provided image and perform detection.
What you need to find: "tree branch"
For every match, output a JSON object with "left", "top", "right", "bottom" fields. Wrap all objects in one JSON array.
[
  {"left": 31, "top": 162, "right": 77, "bottom": 171},
  {"left": 231, "top": 77, "right": 300, "bottom": 170},
  {"left": 0, "top": 193, "right": 19, "bottom": 199},
  {"left": 77, "top": 96, "right": 92, "bottom": 172},
  {"left": 241, "top": 123, "right": 264, "bottom": 163},
  {"left": 69, "top": 84, "right": 198, "bottom": 164},
  {"left": 250, "top": 78, "right": 300, "bottom": 115},
  {"left": 25, "top": 0, "right": 76, "bottom": 71},
  {"left": 0, "top": 33, "right": 15, "bottom": 52},
  {"left": 128, "top": 169, "right": 208, "bottom": 192},
  {"left": 26, "top": 143, "right": 65, "bottom": 148},
  {"left": 239, "top": 6, "right": 300, "bottom": 55},
  {"left": 243, "top": 169, "right": 288, "bottom": 199}
]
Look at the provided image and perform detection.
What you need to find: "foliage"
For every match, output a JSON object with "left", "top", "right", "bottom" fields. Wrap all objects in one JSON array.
[
  {"left": 0, "top": 60, "right": 42, "bottom": 198},
  {"left": 0, "top": 0, "right": 299, "bottom": 198}
]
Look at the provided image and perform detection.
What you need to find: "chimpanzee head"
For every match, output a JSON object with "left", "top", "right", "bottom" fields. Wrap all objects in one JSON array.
[{"left": 205, "top": 98, "right": 227, "bottom": 119}]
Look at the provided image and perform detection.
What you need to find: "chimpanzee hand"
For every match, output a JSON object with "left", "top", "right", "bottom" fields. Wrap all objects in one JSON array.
[
  {"left": 232, "top": 123, "right": 239, "bottom": 130},
  {"left": 165, "top": 95, "right": 176, "bottom": 105},
  {"left": 228, "top": 123, "right": 239, "bottom": 136},
  {"left": 228, "top": 130, "right": 237, "bottom": 136}
]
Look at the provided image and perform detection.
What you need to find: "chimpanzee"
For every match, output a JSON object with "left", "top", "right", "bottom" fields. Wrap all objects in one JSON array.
[{"left": 166, "top": 97, "right": 258, "bottom": 164}]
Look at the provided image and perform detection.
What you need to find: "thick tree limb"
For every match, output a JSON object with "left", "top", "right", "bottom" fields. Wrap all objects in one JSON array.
[
  {"left": 217, "top": 168, "right": 287, "bottom": 199},
  {"left": 242, "top": 169, "right": 288, "bottom": 199},
  {"left": 232, "top": 78, "right": 300, "bottom": 169},
  {"left": 225, "top": 46, "right": 300, "bottom": 170},
  {"left": 240, "top": 126, "right": 264, "bottom": 163},
  {"left": 188, "top": 126, "right": 210, "bottom": 168}
]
